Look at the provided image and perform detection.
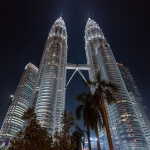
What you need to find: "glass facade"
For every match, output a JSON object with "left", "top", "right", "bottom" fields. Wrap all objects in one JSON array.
[
  {"left": 85, "top": 18, "right": 149, "bottom": 149},
  {"left": 118, "top": 63, "right": 150, "bottom": 148},
  {"left": 0, "top": 63, "right": 38, "bottom": 141},
  {"left": 35, "top": 17, "right": 67, "bottom": 136},
  {"left": 1, "top": 17, "right": 149, "bottom": 149}
]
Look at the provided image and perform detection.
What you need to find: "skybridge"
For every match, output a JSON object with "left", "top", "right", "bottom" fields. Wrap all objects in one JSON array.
[{"left": 66, "top": 63, "right": 90, "bottom": 88}]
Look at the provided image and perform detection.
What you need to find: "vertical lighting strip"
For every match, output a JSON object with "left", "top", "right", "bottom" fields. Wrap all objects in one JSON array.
[
  {"left": 0, "top": 63, "right": 38, "bottom": 141},
  {"left": 35, "top": 17, "right": 67, "bottom": 136},
  {"left": 85, "top": 18, "right": 149, "bottom": 149}
]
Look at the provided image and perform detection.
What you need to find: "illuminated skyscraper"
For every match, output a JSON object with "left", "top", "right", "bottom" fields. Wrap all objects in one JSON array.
[
  {"left": 0, "top": 63, "right": 38, "bottom": 141},
  {"left": 118, "top": 63, "right": 150, "bottom": 148},
  {"left": 1, "top": 16, "right": 149, "bottom": 150},
  {"left": 35, "top": 17, "right": 67, "bottom": 136},
  {"left": 85, "top": 18, "right": 149, "bottom": 149}
]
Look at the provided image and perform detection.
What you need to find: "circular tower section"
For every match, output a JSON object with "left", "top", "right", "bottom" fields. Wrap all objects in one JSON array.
[
  {"left": 35, "top": 17, "right": 67, "bottom": 136},
  {"left": 85, "top": 18, "right": 148, "bottom": 149}
]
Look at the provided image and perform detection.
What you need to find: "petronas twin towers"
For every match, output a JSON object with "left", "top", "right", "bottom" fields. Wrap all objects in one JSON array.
[
  {"left": 33, "top": 17, "right": 150, "bottom": 149},
  {"left": 1, "top": 17, "right": 150, "bottom": 150}
]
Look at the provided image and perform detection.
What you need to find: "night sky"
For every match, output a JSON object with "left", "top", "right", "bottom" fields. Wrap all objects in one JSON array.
[{"left": 0, "top": 0, "right": 150, "bottom": 130}]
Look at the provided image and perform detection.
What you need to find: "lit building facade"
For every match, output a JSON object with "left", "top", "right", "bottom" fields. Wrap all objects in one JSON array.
[
  {"left": 1, "top": 16, "right": 149, "bottom": 149},
  {"left": 0, "top": 63, "right": 38, "bottom": 141},
  {"left": 84, "top": 18, "right": 149, "bottom": 149},
  {"left": 118, "top": 63, "right": 150, "bottom": 148},
  {"left": 35, "top": 17, "right": 67, "bottom": 136}
]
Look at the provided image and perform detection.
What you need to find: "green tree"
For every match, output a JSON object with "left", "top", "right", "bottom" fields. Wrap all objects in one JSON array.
[
  {"left": 76, "top": 93, "right": 103, "bottom": 150},
  {"left": 9, "top": 108, "right": 52, "bottom": 150},
  {"left": 72, "top": 125, "right": 86, "bottom": 150},
  {"left": 52, "top": 110, "right": 76, "bottom": 150},
  {"left": 87, "top": 71, "right": 118, "bottom": 150}
]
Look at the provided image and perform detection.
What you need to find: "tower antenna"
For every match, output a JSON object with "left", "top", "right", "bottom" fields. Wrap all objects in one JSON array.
[
  {"left": 88, "top": 14, "right": 90, "bottom": 19},
  {"left": 61, "top": 13, "right": 62, "bottom": 18}
]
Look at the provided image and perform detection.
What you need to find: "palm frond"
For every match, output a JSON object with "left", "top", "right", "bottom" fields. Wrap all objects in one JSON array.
[
  {"left": 102, "top": 81, "right": 119, "bottom": 92},
  {"left": 76, "top": 92, "right": 92, "bottom": 103},
  {"left": 86, "top": 80, "right": 96, "bottom": 86},
  {"left": 95, "top": 70, "right": 101, "bottom": 82},
  {"left": 104, "top": 89, "right": 117, "bottom": 104},
  {"left": 75, "top": 125, "right": 86, "bottom": 135},
  {"left": 92, "top": 107, "right": 104, "bottom": 130},
  {"left": 76, "top": 105, "right": 84, "bottom": 120}
]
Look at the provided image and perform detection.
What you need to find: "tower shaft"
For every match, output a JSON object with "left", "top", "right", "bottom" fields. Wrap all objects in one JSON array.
[
  {"left": 0, "top": 63, "right": 38, "bottom": 141},
  {"left": 35, "top": 17, "right": 67, "bottom": 135},
  {"left": 85, "top": 18, "right": 149, "bottom": 149}
]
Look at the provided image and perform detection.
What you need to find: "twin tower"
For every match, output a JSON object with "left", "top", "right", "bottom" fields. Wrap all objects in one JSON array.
[
  {"left": 1, "top": 17, "right": 150, "bottom": 149},
  {"left": 33, "top": 17, "right": 150, "bottom": 149}
]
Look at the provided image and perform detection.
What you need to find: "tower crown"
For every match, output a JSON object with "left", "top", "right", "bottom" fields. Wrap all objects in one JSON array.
[
  {"left": 49, "top": 17, "right": 67, "bottom": 39},
  {"left": 85, "top": 18, "right": 104, "bottom": 41},
  {"left": 25, "top": 62, "right": 38, "bottom": 73},
  {"left": 86, "top": 18, "right": 100, "bottom": 30},
  {"left": 53, "top": 17, "right": 66, "bottom": 29}
]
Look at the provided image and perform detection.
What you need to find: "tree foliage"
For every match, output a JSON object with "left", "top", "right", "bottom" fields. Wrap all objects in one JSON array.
[
  {"left": 8, "top": 108, "right": 52, "bottom": 150},
  {"left": 86, "top": 71, "right": 119, "bottom": 150},
  {"left": 76, "top": 92, "right": 103, "bottom": 150},
  {"left": 72, "top": 125, "right": 86, "bottom": 150},
  {"left": 52, "top": 110, "right": 76, "bottom": 150}
]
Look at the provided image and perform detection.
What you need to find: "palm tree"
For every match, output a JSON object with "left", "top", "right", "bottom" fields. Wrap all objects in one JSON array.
[
  {"left": 86, "top": 71, "right": 119, "bottom": 150},
  {"left": 72, "top": 125, "right": 86, "bottom": 150},
  {"left": 91, "top": 107, "right": 103, "bottom": 150},
  {"left": 76, "top": 93, "right": 103, "bottom": 150}
]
